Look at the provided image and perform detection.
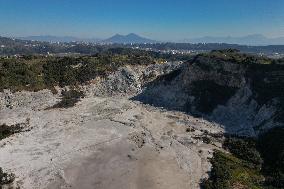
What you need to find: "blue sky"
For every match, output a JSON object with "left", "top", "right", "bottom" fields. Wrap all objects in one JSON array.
[{"left": 0, "top": 0, "right": 283, "bottom": 41}]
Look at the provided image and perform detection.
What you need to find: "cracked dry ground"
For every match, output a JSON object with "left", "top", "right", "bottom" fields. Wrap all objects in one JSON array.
[{"left": 0, "top": 96, "right": 223, "bottom": 189}]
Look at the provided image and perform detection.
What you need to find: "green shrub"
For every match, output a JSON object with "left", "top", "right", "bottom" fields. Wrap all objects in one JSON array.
[
  {"left": 0, "top": 167, "right": 15, "bottom": 186},
  {"left": 224, "top": 137, "right": 263, "bottom": 168},
  {"left": 201, "top": 151, "right": 263, "bottom": 189},
  {"left": 202, "top": 136, "right": 211, "bottom": 144},
  {"left": 0, "top": 123, "right": 23, "bottom": 141},
  {"left": 0, "top": 125, "right": 18, "bottom": 187},
  {"left": 50, "top": 89, "right": 85, "bottom": 109}
]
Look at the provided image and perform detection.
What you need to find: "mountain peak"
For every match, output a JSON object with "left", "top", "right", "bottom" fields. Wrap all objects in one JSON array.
[
  {"left": 104, "top": 33, "right": 157, "bottom": 44},
  {"left": 126, "top": 33, "right": 138, "bottom": 37},
  {"left": 113, "top": 34, "right": 123, "bottom": 37}
]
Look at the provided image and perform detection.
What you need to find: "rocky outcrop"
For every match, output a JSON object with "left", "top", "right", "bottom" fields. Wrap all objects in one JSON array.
[
  {"left": 0, "top": 62, "right": 182, "bottom": 111},
  {"left": 0, "top": 89, "right": 59, "bottom": 111},
  {"left": 85, "top": 61, "right": 183, "bottom": 97}
]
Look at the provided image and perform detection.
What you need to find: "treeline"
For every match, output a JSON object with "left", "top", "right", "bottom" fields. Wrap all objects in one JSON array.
[
  {"left": 0, "top": 48, "right": 184, "bottom": 92},
  {"left": 205, "top": 49, "right": 284, "bottom": 64}
]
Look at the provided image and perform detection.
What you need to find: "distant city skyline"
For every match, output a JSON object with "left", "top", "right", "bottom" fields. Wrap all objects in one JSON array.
[{"left": 0, "top": 0, "right": 283, "bottom": 41}]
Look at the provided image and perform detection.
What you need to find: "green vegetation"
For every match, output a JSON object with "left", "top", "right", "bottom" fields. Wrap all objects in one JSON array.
[
  {"left": 0, "top": 56, "right": 46, "bottom": 92},
  {"left": 202, "top": 136, "right": 212, "bottom": 144},
  {"left": 0, "top": 123, "right": 23, "bottom": 141},
  {"left": 198, "top": 49, "right": 284, "bottom": 65},
  {"left": 202, "top": 127, "right": 284, "bottom": 189},
  {"left": 0, "top": 123, "right": 23, "bottom": 187},
  {"left": 0, "top": 49, "right": 168, "bottom": 92},
  {"left": 41, "top": 56, "right": 114, "bottom": 87},
  {"left": 133, "top": 43, "right": 284, "bottom": 55},
  {"left": 224, "top": 137, "right": 263, "bottom": 168},
  {"left": 202, "top": 151, "right": 264, "bottom": 189},
  {"left": 0, "top": 167, "right": 15, "bottom": 187},
  {"left": 50, "top": 89, "right": 85, "bottom": 109},
  {"left": 203, "top": 49, "right": 272, "bottom": 65}
]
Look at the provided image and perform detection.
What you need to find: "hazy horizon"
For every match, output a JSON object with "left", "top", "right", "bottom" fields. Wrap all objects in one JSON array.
[
  {"left": 3, "top": 33, "right": 284, "bottom": 40},
  {"left": 1, "top": 0, "right": 283, "bottom": 41}
]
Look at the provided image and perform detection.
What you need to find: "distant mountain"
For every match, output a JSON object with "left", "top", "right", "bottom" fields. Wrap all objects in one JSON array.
[
  {"left": 14, "top": 34, "right": 284, "bottom": 45},
  {"left": 19, "top": 35, "right": 101, "bottom": 43},
  {"left": 183, "top": 34, "right": 284, "bottom": 45},
  {"left": 19, "top": 34, "right": 157, "bottom": 44},
  {"left": 104, "top": 33, "right": 157, "bottom": 44},
  {"left": 0, "top": 36, "right": 37, "bottom": 46},
  {"left": 2, "top": 35, "right": 284, "bottom": 56}
]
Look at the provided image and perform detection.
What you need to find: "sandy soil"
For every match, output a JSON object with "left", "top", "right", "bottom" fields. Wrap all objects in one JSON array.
[
  {"left": 48, "top": 140, "right": 192, "bottom": 189},
  {"left": 0, "top": 93, "right": 223, "bottom": 189}
]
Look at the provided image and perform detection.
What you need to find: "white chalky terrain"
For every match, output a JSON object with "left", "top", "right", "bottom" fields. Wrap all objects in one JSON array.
[{"left": 0, "top": 64, "right": 223, "bottom": 189}]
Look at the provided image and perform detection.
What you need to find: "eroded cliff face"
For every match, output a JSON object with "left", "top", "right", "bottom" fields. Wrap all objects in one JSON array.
[{"left": 135, "top": 52, "right": 284, "bottom": 136}]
